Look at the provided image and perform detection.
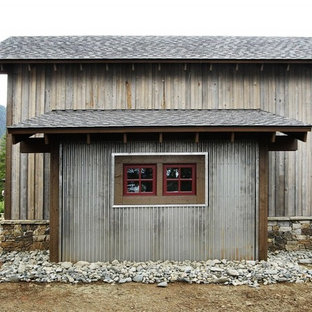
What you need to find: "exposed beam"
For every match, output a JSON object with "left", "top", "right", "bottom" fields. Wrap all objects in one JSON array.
[
  {"left": 270, "top": 132, "right": 276, "bottom": 143},
  {"left": 86, "top": 134, "right": 91, "bottom": 145},
  {"left": 12, "top": 134, "right": 33, "bottom": 144},
  {"left": 159, "top": 132, "right": 163, "bottom": 144},
  {"left": 123, "top": 133, "right": 127, "bottom": 144},
  {"left": 283, "top": 131, "right": 308, "bottom": 142},
  {"left": 20, "top": 138, "right": 51, "bottom": 153},
  {"left": 195, "top": 132, "right": 199, "bottom": 144},
  {"left": 268, "top": 136, "right": 298, "bottom": 151},
  {"left": 230, "top": 132, "right": 235, "bottom": 143},
  {"left": 44, "top": 134, "right": 49, "bottom": 145}
]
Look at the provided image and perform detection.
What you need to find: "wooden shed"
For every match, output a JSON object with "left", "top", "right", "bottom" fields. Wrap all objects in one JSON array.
[
  {"left": 8, "top": 109, "right": 310, "bottom": 262},
  {"left": 0, "top": 36, "right": 311, "bottom": 262}
]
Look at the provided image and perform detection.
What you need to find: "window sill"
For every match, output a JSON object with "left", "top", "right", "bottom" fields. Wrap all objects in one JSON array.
[{"left": 112, "top": 204, "right": 208, "bottom": 208}]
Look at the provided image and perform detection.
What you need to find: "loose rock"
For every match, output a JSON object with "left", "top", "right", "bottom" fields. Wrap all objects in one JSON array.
[
  {"left": 157, "top": 281, "right": 168, "bottom": 287},
  {"left": 0, "top": 250, "right": 311, "bottom": 285}
]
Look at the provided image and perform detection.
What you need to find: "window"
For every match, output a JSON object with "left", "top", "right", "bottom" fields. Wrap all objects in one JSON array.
[
  {"left": 114, "top": 154, "right": 206, "bottom": 206},
  {"left": 163, "top": 164, "right": 196, "bottom": 195},
  {"left": 123, "top": 165, "right": 156, "bottom": 195}
]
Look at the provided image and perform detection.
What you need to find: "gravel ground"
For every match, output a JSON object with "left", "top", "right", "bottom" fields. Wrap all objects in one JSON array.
[{"left": 0, "top": 250, "right": 311, "bottom": 287}]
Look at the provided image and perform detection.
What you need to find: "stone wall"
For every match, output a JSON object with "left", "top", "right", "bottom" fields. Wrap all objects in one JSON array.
[
  {"left": 0, "top": 218, "right": 311, "bottom": 254},
  {"left": 268, "top": 217, "right": 312, "bottom": 251},
  {"left": 0, "top": 220, "right": 49, "bottom": 252}
]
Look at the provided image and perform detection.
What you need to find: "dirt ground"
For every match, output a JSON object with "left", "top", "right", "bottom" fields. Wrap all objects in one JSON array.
[{"left": 0, "top": 282, "right": 311, "bottom": 312}]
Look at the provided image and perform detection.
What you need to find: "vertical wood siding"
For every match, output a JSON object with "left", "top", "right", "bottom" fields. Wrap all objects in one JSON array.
[
  {"left": 8, "top": 63, "right": 312, "bottom": 219},
  {"left": 60, "top": 141, "right": 258, "bottom": 262}
]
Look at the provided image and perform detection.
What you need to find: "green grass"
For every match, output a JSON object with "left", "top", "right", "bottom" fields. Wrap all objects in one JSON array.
[{"left": 0, "top": 201, "right": 4, "bottom": 214}]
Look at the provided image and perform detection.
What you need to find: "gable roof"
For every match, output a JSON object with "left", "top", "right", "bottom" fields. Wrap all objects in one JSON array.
[
  {"left": 1, "top": 36, "right": 312, "bottom": 61},
  {"left": 8, "top": 109, "right": 310, "bottom": 133}
]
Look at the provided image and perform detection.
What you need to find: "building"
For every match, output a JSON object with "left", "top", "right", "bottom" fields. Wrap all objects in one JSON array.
[{"left": 0, "top": 36, "right": 311, "bottom": 262}]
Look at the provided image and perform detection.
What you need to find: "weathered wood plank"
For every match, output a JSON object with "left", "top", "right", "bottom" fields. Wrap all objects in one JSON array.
[
  {"left": 27, "top": 67, "right": 36, "bottom": 219},
  {"left": 7, "top": 63, "right": 312, "bottom": 219},
  {"left": 4, "top": 71, "right": 13, "bottom": 219}
]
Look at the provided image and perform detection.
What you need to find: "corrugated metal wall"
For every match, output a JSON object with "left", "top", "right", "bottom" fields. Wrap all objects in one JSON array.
[
  {"left": 60, "top": 140, "right": 259, "bottom": 262},
  {"left": 8, "top": 63, "right": 311, "bottom": 218}
]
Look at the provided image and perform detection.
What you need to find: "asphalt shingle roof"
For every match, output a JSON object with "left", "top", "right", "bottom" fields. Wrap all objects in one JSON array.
[
  {"left": 8, "top": 109, "right": 309, "bottom": 131},
  {"left": 1, "top": 36, "right": 312, "bottom": 60}
]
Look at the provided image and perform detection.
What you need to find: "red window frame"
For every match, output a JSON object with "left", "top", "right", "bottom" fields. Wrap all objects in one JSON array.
[
  {"left": 163, "top": 164, "right": 196, "bottom": 196},
  {"left": 123, "top": 164, "right": 157, "bottom": 196}
]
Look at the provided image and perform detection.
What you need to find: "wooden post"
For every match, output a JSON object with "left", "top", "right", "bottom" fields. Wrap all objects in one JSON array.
[
  {"left": 259, "top": 143, "right": 269, "bottom": 261},
  {"left": 4, "top": 74, "right": 13, "bottom": 219},
  {"left": 50, "top": 140, "right": 60, "bottom": 262}
]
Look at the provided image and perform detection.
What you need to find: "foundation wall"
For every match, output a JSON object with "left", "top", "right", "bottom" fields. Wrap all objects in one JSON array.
[
  {"left": 0, "top": 217, "right": 311, "bottom": 254},
  {"left": 0, "top": 220, "right": 49, "bottom": 252}
]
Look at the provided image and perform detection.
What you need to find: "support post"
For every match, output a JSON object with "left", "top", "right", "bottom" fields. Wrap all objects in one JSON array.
[
  {"left": 50, "top": 140, "right": 59, "bottom": 262},
  {"left": 259, "top": 143, "right": 269, "bottom": 260}
]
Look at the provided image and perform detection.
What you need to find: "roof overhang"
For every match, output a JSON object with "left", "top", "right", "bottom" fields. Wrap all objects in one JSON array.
[
  {"left": 7, "top": 109, "right": 310, "bottom": 153},
  {"left": 8, "top": 126, "right": 310, "bottom": 154}
]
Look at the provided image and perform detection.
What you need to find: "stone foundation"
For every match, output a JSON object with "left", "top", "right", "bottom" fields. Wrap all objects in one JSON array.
[
  {"left": 0, "top": 220, "right": 49, "bottom": 252},
  {"left": 268, "top": 217, "right": 312, "bottom": 251},
  {"left": 0, "top": 218, "right": 311, "bottom": 253}
]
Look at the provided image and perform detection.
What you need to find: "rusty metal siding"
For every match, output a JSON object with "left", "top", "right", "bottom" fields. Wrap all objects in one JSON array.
[{"left": 60, "top": 140, "right": 259, "bottom": 262}]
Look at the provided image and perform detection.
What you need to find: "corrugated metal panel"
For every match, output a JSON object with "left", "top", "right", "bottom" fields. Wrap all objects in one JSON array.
[{"left": 60, "top": 140, "right": 258, "bottom": 262}]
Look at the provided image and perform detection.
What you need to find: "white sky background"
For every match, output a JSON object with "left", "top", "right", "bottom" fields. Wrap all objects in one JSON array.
[{"left": 1, "top": 0, "right": 312, "bottom": 106}]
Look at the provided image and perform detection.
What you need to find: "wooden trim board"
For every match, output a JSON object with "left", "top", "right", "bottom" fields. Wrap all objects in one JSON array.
[{"left": 259, "top": 144, "right": 269, "bottom": 260}]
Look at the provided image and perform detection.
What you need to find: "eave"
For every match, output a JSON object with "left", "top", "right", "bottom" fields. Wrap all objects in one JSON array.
[{"left": 8, "top": 125, "right": 310, "bottom": 154}]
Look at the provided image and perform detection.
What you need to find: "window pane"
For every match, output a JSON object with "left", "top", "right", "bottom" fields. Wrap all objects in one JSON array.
[
  {"left": 166, "top": 168, "right": 179, "bottom": 179},
  {"left": 181, "top": 167, "right": 192, "bottom": 178},
  {"left": 127, "top": 181, "right": 139, "bottom": 193},
  {"left": 127, "top": 168, "right": 139, "bottom": 179},
  {"left": 141, "top": 168, "right": 153, "bottom": 179},
  {"left": 141, "top": 181, "right": 153, "bottom": 192},
  {"left": 167, "top": 181, "right": 178, "bottom": 192},
  {"left": 181, "top": 180, "right": 192, "bottom": 192}
]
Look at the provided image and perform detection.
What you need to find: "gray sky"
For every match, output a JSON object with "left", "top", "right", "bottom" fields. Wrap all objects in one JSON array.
[{"left": 1, "top": 0, "right": 312, "bottom": 106}]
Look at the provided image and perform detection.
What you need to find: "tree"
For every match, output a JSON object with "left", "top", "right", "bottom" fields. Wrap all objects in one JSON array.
[{"left": 0, "top": 135, "right": 6, "bottom": 201}]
